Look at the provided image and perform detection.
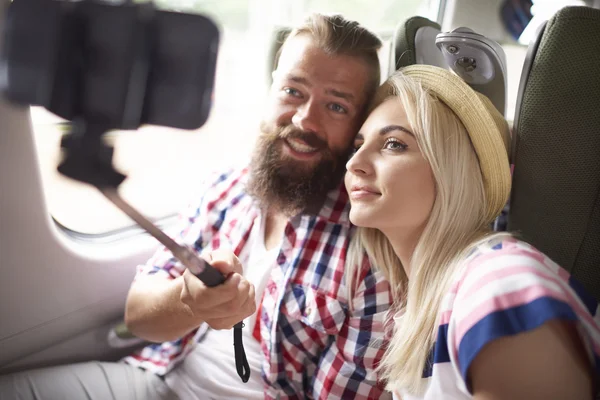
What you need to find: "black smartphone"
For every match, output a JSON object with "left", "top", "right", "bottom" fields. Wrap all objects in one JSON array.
[{"left": 0, "top": 0, "right": 220, "bottom": 131}]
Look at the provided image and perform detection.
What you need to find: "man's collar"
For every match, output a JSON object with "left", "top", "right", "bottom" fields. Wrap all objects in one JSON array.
[{"left": 313, "top": 182, "right": 351, "bottom": 225}]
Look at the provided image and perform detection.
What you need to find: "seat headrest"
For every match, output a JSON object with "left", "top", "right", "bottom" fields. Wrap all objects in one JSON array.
[
  {"left": 266, "top": 26, "right": 291, "bottom": 86},
  {"left": 392, "top": 16, "right": 446, "bottom": 71},
  {"left": 392, "top": 17, "right": 507, "bottom": 116}
]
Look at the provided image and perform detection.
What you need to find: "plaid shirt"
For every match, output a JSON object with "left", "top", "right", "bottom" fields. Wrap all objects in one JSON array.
[{"left": 122, "top": 168, "right": 392, "bottom": 400}]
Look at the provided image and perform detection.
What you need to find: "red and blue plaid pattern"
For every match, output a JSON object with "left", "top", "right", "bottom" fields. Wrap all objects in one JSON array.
[{"left": 122, "top": 168, "right": 392, "bottom": 399}]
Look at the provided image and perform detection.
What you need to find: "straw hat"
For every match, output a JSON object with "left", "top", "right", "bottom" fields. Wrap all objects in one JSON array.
[{"left": 400, "top": 64, "right": 511, "bottom": 224}]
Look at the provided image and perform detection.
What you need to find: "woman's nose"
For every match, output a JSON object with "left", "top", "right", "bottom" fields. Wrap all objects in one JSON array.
[{"left": 346, "top": 146, "right": 371, "bottom": 176}]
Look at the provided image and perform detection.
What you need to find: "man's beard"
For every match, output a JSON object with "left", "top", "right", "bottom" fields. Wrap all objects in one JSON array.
[{"left": 247, "top": 121, "right": 351, "bottom": 216}]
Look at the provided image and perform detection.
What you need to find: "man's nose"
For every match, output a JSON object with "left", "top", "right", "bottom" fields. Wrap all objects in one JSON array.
[{"left": 291, "top": 100, "right": 321, "bottom": 135}]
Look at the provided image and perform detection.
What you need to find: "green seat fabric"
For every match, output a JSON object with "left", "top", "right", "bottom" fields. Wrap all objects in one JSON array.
[{"left": 508, "top": 6, "right": 600, "bottom": 301}]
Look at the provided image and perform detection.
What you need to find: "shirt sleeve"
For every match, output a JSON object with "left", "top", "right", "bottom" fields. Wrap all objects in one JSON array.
[
  {"left": 447, "top": 240, "right": 600, "bottom": 388},
  {"left": 312, "top": 256, "right": 393, "bottom": 400},
  {"left": 133, "top": 170, "right": 230, "bottom": 280}
]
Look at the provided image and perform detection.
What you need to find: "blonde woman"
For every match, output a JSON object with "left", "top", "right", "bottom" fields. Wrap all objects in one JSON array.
[{"left": 345, "top": 65, "right": 600, "bottom": 400}]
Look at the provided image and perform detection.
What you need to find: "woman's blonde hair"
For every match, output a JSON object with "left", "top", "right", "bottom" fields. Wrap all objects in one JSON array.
[{"left": 347, "top": 71, "right": 511, "bottom": 395}]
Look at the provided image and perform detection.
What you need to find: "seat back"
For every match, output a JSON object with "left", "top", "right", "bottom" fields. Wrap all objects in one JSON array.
[
  {"left": 266, "top": 27, "right": 291, "bottom": 86},
  {"left": 507, "top": 6, "right": 600, "bottom": 300}
]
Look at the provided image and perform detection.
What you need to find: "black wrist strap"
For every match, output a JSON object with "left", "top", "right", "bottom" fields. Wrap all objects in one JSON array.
[{"left": 233, "top": 322, "right": 250, "bottom": 382}]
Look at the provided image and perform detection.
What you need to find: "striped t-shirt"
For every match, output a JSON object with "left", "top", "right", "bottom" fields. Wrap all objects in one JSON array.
[{"left": 393, "top": 237, "right": 600, "bottom": 400}]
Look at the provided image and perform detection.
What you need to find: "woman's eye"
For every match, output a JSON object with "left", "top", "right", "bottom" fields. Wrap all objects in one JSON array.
[
  {"left": 384, "top": 139, "right": 407, "bottom": 151},
  {"left": 328, "top": 103, "right": 347, "bottom": 114}
]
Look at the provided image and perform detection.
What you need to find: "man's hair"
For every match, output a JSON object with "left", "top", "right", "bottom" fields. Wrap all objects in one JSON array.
[{"left": 276, "top": 13, "right": 383, "bottom": 106}]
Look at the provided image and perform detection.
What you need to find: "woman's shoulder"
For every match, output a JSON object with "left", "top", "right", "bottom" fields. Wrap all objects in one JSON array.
[
  {"left": 451, "top": 236, "right": 596, "bottom": 310},
  {"left": 465, "top": 235, "right": 548, "bottom": 262},
  {"left": 441, "top": 235, "right": 600, "bottom": 384},
  {"left": 455, "top": 236, "right": 571, "bottom": 288}
]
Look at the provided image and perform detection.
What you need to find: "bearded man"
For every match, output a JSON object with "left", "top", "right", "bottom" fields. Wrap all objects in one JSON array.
[{"left": 0, "top": 13, "right": 393, "bottom": 400}]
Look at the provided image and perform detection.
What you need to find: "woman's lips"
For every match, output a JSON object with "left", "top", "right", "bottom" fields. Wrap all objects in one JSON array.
[{"left": 349, "top": 185, "right": 381, "bottom": 200}]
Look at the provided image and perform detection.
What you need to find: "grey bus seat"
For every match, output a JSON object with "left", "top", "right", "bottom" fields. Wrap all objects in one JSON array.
[
  {"left": 392, "top": 16, "right": 446, "bottom": 71},
  {"left": 267, "top": 26, "right": 291, "bottom": 86},
  {"left": 507, "top": 6, "right": 600, "bottom": 301}
]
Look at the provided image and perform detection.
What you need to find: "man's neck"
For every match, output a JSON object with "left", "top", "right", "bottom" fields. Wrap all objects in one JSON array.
[{"left": 263, "top": 211, "right": 288, "bottom": 251}]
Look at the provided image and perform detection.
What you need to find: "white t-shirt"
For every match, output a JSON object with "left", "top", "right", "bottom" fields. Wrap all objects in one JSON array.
[{"left": 166, "top": 214, "right": 280, "bottom": 400}]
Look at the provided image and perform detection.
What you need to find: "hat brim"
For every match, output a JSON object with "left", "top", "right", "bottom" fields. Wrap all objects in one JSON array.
[{"left": 400, "top": 65, "right": 511, "bottom": 223}]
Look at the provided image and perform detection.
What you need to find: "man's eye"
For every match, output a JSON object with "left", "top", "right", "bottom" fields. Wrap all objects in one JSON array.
[
  {"left": 384, "top": 139, "right": 407, "bottom": 151},
  {"left": 283, "top": 87, "right": 301, "bottom": 97},
  {"left": 328, "top": 103, "right": 347, "bottom": 114}
]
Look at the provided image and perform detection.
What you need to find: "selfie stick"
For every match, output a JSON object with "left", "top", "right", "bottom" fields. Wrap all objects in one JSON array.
[
  {"left": 0, "top": 0, "right": 249, "bottom": 383},
  {"left": 58, "top": 121, "right": 250, "bottom": 383},
  {"left": 100, "top": 187, "right": 250, "bottom": 382},
  {"left": 99, "top": 188, "right": 229, "bottom": 286}
]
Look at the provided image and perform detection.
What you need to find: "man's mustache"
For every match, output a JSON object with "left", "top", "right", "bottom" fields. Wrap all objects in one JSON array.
[
  {"left": 260, "top": 121, "right": 328, "bottom": 152},
  {"left": 278, "top": 125, "right": 327, "bottom": 150}
]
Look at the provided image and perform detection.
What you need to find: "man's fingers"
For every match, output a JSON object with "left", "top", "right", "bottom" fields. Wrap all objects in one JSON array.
[
  {"left": 205, "top": 280, "right": 257, "bottom": 328},
  {"left": 181, "top": 270, "right": 254, "bottom": 320},
  {"left": 204, "top": 296, "right": 255, "bottom": 329},
  {"left": 181, "top": 269, "right": 238, "bottom": 309},
  {"left": 214, "top": 279, "right": 255, "bottom": 316},
  {"left": 205, "top": 248, "right": 243, "bottom": 276},
  {"left": 180, "top": 248, "right": 253, "bottom": 325},
  {"left": 236, "top": 280, "right": 257, "bottom": 316}
]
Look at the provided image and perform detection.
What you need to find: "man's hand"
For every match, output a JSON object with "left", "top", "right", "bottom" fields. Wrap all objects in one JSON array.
[{"left": 180, "top": 249, "right": 256, "bottom": 330}]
